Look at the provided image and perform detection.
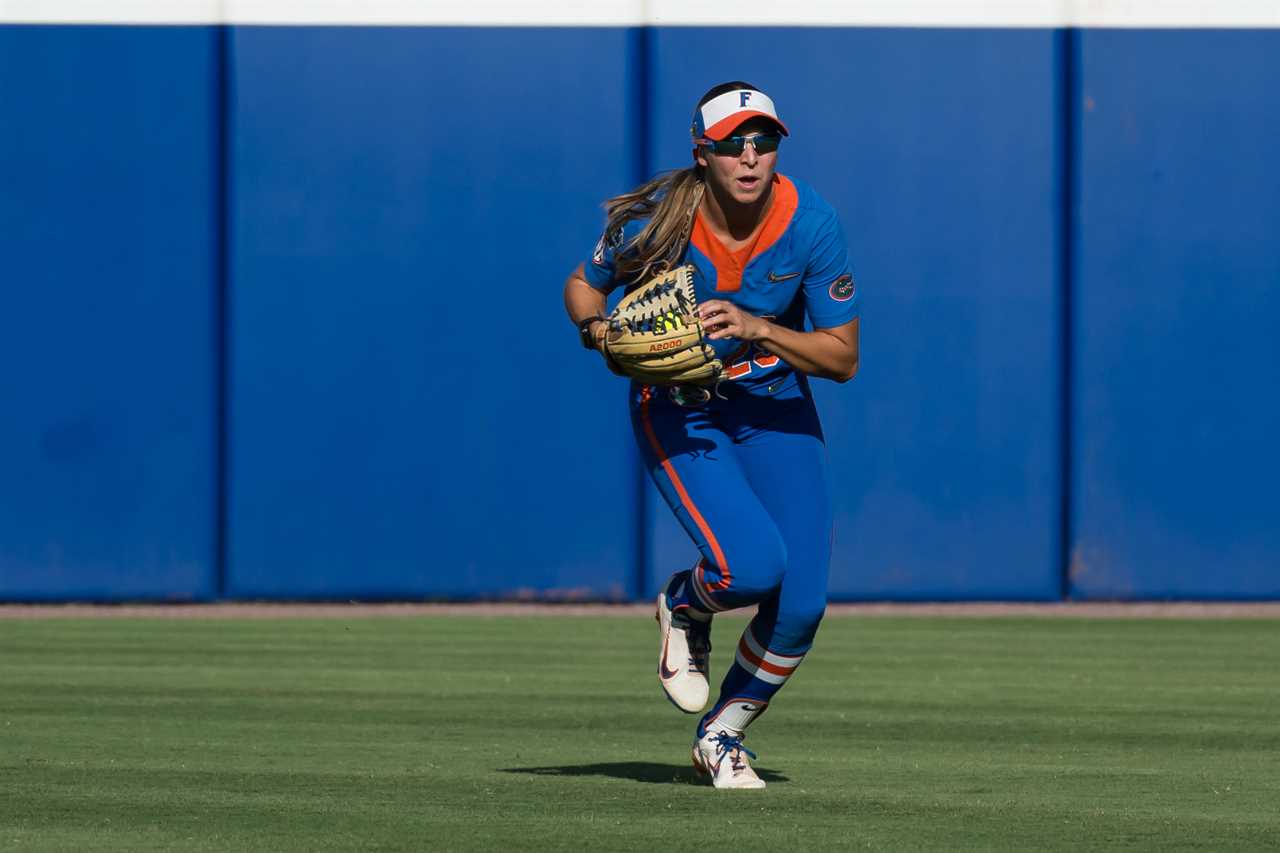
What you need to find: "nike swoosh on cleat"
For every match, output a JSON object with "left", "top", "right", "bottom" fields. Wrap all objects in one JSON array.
[
  {"left": 673, "top": 579, "right": 686, "bottom": 600},
  {"left": 767, "top": 271, "right": 801, "bottom": 282},
  {"left": 659, "top": 637, "right": 680, "bottom": 679}
]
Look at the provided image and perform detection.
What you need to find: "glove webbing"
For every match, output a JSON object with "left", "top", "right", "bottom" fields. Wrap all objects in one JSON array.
[{"left": 611, "top": 268, "right": 696, "bottom": 335}]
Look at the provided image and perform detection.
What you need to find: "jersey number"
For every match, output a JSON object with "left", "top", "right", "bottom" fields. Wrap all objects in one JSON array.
[{"left": 724, "top": 344, "right": 780, "bottom": 381}]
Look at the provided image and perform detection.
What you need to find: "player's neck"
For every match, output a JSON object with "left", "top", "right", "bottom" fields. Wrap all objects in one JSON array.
[{"left": 700, "top": 177, "right": 775, "bottom": 244}]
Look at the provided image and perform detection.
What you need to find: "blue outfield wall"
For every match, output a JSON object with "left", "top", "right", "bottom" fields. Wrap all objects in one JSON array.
[
  {"left": 1070, "top": 30, "right": 1280, "bottom": 599},
  {"left": 0, "top": 26, "right": 220, "bottom": 600},
  {"left": 1, "top": 24, "right": 1277, "bottom": 601},
  {"left": 225, "top": 27, "right": 641, "bottom": 599}
]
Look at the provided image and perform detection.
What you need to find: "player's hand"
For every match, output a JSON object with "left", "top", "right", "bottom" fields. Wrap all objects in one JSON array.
[
  {"left": 591, "top": 320, "right": 627, "bottom": 376},
  {"left": 588, "top": 319, "right": 609, "bottom": 351},
  {"left": 698, "top": 300, "right": 770, "bottom": 341}
]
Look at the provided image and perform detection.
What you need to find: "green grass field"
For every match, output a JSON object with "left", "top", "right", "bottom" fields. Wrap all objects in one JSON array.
[{"left": 2, "top": 614, "right": 1278, "bottom": 851}]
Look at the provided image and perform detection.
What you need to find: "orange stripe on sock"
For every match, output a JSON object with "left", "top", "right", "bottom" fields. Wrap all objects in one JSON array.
[
  {"left": 736, "top": 636, "right": 795, "bottom": 678},
  {"left": 640, "top": 387, "right": 732, "bottom": 591}
]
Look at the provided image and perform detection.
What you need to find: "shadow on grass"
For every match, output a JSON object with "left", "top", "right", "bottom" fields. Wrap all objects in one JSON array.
[{"left": 499, "top": 762, "right": 788, "bottom": 785}]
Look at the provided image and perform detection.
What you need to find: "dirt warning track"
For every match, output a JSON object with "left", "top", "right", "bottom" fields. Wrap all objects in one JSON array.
[{"left": 1, "top": 602, "right": 1278, "bottom": 619}]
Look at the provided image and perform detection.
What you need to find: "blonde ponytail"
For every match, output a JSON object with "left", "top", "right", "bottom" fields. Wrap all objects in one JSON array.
[{"left": 602, "top": 167, "right": 705, "bottom": 286}]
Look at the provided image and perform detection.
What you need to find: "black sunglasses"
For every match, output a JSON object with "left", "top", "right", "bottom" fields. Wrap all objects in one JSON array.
[{"left": 698, "top": 132, "right": 783, "bottom": 157}]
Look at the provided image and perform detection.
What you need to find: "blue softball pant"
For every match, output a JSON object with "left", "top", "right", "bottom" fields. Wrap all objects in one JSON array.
[{"left": 632, "top": 379, "right": 832, "bottom": 726}]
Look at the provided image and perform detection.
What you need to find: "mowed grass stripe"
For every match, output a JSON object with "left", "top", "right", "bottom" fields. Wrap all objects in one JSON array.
[{"left": 1, "top": 617, "right": 1277, "bottom": 851}]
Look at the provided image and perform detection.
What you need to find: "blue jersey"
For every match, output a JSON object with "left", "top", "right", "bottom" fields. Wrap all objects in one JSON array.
[{"left": 584, "top": 173, "right": 859, "bottom": 395}]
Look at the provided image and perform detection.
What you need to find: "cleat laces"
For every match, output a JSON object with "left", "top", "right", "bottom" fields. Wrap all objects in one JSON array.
[
  {"left": 673, "top": 610, "right": 712, "bottom": 675},
  {"left": 686, "top": 623, "right": 711, "bottom": 675},
  {"left": 709, "top": 731, "right": 757, "bottom": 773}
]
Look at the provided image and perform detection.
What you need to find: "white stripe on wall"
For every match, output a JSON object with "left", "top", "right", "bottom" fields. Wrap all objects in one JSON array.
[
  {"left": 652, "top": 0, "right": 1280, "bottom": 28},
  {"left": 0, "top": 0, "right": 221, "bottom": 23},
  {"left": 0, "top": 0, "right": 643, "bottom": 24},
  {"left": 2, "top": 0, "right": 1278, "bottom": 26}
]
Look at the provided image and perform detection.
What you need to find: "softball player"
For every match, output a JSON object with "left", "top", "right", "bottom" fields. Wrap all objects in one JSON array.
[{"left": 563, "top": 82, "right": 860, "bottom": 789}]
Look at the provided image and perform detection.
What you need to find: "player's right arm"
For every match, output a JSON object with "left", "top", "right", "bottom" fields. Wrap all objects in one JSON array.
[
  {"left": 563, "top": 263, "right": 609, "bottom": 349},
  {"left": 567, "top": 222, "right": 630, "bottom": 352}
]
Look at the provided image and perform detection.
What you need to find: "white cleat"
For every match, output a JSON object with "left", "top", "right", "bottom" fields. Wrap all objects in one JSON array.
[
  {"left": 655, "top": 579, "right": 710, "bottom": 713},
  {"left": 691, "top": 729, "right": 766, "bottom": 789}
]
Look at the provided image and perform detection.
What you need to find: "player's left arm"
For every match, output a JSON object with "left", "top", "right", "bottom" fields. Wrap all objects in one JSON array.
[{"left": 699, "top": 307, "right": 858, "bottom": 382}]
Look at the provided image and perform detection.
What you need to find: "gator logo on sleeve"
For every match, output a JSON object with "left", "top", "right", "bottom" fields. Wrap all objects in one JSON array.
[
  {"left": 829, "top": 274, "right": 856, "bottom": 302},
  {"left": 592, "top": 226, "right": 624, "bottom": 266}
]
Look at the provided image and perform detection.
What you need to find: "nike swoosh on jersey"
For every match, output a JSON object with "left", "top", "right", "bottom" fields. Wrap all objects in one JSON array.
[{"left": 767, "top": 270, "right": 801, "bottom": 282}]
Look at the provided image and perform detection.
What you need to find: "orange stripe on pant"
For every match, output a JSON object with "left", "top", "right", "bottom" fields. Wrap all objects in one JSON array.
[
  {"left": 691, "top": 559, "right": 728, "bottom": 611},
  {"left": 639, "top": 387, "right": 732, "bottom": 594}
]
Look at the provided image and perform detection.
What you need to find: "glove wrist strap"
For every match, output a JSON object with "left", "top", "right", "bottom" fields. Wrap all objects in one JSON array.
[{"left": 577, "top": 315, "right": 606, "bottom": 350}]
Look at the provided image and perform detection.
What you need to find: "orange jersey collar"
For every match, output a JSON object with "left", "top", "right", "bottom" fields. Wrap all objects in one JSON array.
[{"left": 691, "top": 174, "right": 800, "bottom": 293}]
